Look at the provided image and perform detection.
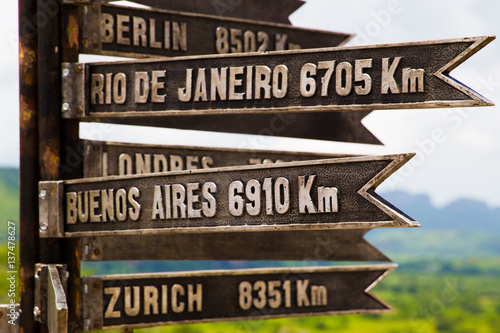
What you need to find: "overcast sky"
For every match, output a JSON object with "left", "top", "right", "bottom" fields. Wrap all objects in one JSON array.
[{"left": 1, "top": 0, "right": 499, "bottom": 208}]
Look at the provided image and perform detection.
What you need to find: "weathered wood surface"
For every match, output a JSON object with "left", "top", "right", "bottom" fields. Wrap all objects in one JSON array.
[
  {"left": 75, "top": 3, "right": 351, "bottom": 58},
  {"left": 82, "top": 264, "right": 396, "bottom": 331},
  {"left": 62, "top": 37, "right": 494, "bottom": 119},
  {"left": 39, "top": 154, "right": 418, "bottom": 238}
]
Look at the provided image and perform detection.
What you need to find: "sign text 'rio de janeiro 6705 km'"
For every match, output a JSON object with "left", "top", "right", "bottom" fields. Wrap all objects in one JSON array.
[{"left": 61, "top": 36, "right": 493, "bottom": 119}]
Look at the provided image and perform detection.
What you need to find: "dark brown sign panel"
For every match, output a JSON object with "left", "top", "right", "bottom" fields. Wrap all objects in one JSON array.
[
  {"left": 62, "top": 36, "right": 494, "bottom": 119},
  {"left": 123, "top": 0, "right": 305, "bottom": 24},
  {"left": 76, "top": 4, "right": 351, "bottom": 58},
  {"left": 82, "top": 264, "right": 395, "bottom": 331},
  {"left": 92, "top": 110, "right": 383, "bottom": 145},
  {"left": 81, "top": 229, "right": 390, "bottom": 262},
  {"left": 39, "top": 154, "right": 418, "bottom": 238},
  {"left": 82, "top": 140, "right": 350, "bottom": 178}
]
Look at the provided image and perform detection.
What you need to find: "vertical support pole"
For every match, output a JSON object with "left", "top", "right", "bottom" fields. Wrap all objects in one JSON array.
[
  {"left": 61, "top": 5, "right": 83, "bottom": 333},
  {"left": 36, "top": 1, "right": 64, "bottom": 332},
  {"left": 18, "top": 0, "right": 40, "bottom": 331}
]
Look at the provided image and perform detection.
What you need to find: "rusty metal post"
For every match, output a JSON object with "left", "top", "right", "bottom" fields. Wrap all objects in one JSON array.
[
  {"left": 18, "top": 0, "right": 40, "bottom": 331},
  {"left": 61, "top": 4, "right": 83, "bottom": 333}
]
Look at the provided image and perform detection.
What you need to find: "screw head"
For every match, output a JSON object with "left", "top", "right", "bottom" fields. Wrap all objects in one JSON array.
[
  {"left": 33, "top": 306, "right": 41, "bottom": 319},
  {"left": 40, "top": 222, "right": 48, "bottom": 232},
  {"left": 62, "top": 102, "right": 70, "bottom": 112},
  {"left": 62, "top": 68, "right": 70, "bottom": 77},
  {"left": 39, "top": 189, "right": 47, "bottom": 199}
]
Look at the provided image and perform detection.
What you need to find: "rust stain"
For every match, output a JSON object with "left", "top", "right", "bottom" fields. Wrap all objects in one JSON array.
[
  {"left": 67, "top": 14, "right": 79, "bottom": 49},
  {"left": 19, "top": 98, "right": 34, "bottom": 123},
  {"left": 43, "top": 146, "right": 61, "bottom": 173}
]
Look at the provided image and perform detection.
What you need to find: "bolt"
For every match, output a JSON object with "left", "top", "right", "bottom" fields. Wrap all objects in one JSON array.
[
  {"left": 76, "top": 65, "right": 82, "bottom": 73},
  {"left": 77, "top": 106, "right": 83, "bottom": 114},
  {"left": 84, "top": 244, "right": 90, "bottom": 255},
  {"left": 40, "top": 222, "right": 48, "bottom": 232},
  {"left": 35, "top": 267, "right": 42, "bottom": 279},
  {"left": 62, "top": 68, "right": 70, "bottom": 77},
  {"left": 33, "top": 306, "right": 41, "bottom": 320},
  {"left": 94, "top": 282, "right": 100, "bottom": 289},
  {"left": 83, "top": 37, "right": 89, "bottom": 46},
  {"left": 62, "top": 102, "right": 70, "bottom": 112},
  {"left": 39, "top": 189, "right": 47, "bottom": 199},
  {"left": 64, "top": 271, "right": 70, "bottom": 279},
  {"left": 93, "top": 248, "right": 101, "bottom": 256},
  {"left": 93, "top": 41, "right": 99, "bottom": 48},
  {"left": 84, "top": 284, "right": 89, "bottom": 294}
]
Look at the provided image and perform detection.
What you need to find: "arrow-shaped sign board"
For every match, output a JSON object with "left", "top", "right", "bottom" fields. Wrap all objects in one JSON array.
[
  {"left": 62, "top": 36, "right": 494, "bottom": 120},
  {"left": 39, "top": 154, "right": 418, "bottom": 238},
  {"left": 75, "top": 3, "right": 351, "bottom": 58},
  {"left": 82, "top": 140, "right": 351, "bottom": 178},
  {"left": 78, "top": 0, "right": 305, "bottom": 24},
  {"left": 81, "top": 229, "right": 390, "bottom": 262},
  {"left": 82, "top": 264, "right": 395, "bottom": 331},
  {"left": 92, "top": 110, "right": 382, "bottom": 145}
]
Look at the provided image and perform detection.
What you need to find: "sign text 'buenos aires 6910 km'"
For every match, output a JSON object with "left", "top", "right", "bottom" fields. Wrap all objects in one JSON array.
[
  {"left": 61, "top": 36, "right": 493, "bottom": 119},
  {"left": 76, "top": 3, "right": 351, "bottom": 58},
  {"left": 39, "top": 154, "right": 418, "bottom": 238},
  {"left": 82, "top": 265, "right": 396, "bottom": 331}
]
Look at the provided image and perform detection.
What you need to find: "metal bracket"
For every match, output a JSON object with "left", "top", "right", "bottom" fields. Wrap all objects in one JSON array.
[
  {"left": 34, "top": 264, "right": 69, "bottom": 333},
  {"left": 81, "top": 276, "right": 103, "bottom": 332},
  {"left": 81, "top": 237, "right": 103, "bottom": 261},
  {"left": 39, "top": 181, "right": 65, "bottom": 238},
  {"left": 78, "top": 3, "right": 102, "bottom": 55},
  {"left": 61, "top": 62, "right": 88, "bottom": 119}
]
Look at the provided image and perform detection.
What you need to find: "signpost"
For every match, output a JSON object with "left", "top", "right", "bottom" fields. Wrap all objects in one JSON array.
[
  {"left": 20, "top": 0, "right": 495, "bottom": 331},
  {"left": 75, "top": 3, "right": 351, "bottom": 58},
  {"left": 80, "top": 229, "right": 390, "bottom": 262},
  {"left": 39, "top": 154, "right": 418, "bottom": 237},
  {"left": 88, "top": 110, "right": 382, "bottom": 145},
  {"left": 81, "top": 264, "right": 396, "bottom": 331},
  {"left": 103, "top": 0, "right": 306, "bottom": 24},
  {"left": 82, "top": 140, "right": 352, "bottom": 178},
  {"left": 62, "top": 36, "right": 494, "bottom": 119}
]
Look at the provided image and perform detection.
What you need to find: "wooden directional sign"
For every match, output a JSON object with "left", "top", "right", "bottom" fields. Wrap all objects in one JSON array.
[
  {"left": 82, "top": 140, "right": 351, "bottom": 178},
  {"left": 81, "top": 229, "right": 390, "bottom": 262},
  {"left": 82, "top": 264, "right": 395, "bottom": 331},
  {"left": 114, "top": 0, "right": 305, "bottom": 24},
  {"left": 62, "top": 36, "right": 494, "bottom": 120},
  {"left": 39, "top": 154, "right": 418, "bottom": 238},
  {"left": 75, "top": 3, "right": 351, "bottom": 58},
  {"left": 91, "top": 110, "right": 383, "bottom": 145}
]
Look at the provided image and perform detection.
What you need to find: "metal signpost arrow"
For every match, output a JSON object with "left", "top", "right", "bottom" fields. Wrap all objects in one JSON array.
[
  {"left": 73, "top": 3, "right": 351, "bottom": 58},
  {"left": 82, "top": 140, "right": 352, "bottom": 178},
  {"left": 81, "top": 264, "right": 396, "bottom": 331},
  {"left": 108, "top": 0, "right": 305, "bottom": 24},
  {"left": 39, "top": 154, "right": 418, "bottom": 238},
  {"left": 80, "top": 229, "right": 390, "bottom": 262},
  {"left": 62, "top": 36, "right": 494, "bottom": 120},
  {"left": 88, "top": 110, "right": 382, "bottom": 145}
]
